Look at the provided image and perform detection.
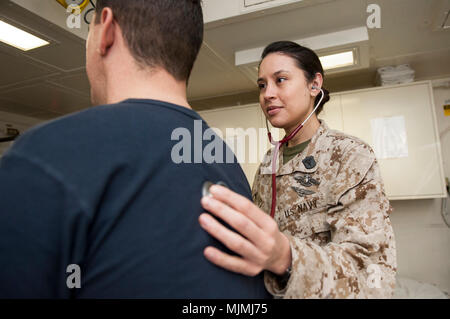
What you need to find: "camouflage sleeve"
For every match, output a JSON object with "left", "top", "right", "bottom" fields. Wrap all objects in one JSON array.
[
  {"left": 265, "top": 143, "right": 397, "bottom": 298},
  {"left": 251, "top": 164, "right": 264, "bottom": 210}
]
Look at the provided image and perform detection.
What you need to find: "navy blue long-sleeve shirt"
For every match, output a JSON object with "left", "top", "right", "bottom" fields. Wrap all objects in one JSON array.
[{"left": 0, "top": 99, "right": 270, "bottom": 299}]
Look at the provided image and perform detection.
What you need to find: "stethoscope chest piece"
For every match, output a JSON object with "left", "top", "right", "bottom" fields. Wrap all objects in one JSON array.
[{"left": 202, "top": 181, "right": 228, "bottom": 198}]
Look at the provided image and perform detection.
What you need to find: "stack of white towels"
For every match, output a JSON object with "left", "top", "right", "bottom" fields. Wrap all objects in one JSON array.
[{"left": 376, "top": 64, "right": 415, "bottom": 86}]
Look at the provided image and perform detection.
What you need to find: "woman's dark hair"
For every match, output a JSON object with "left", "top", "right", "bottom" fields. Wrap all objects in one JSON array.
[{"left": 260, "top": 41, "right": 330, "bottom": 115}]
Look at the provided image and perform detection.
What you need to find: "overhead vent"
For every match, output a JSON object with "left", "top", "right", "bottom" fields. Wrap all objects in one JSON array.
[
  {"left": 240, "top": 0, "right": 331, "bottom": 14},
  {"left": 203, "top": 0, "right": 334, "bottom": 26}
]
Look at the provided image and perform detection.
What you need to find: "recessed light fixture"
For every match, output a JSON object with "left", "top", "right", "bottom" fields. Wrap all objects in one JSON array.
[
  {"left": 235, "top": 27, "right": 369, "bottom": 81},
  {"left": 0, "top": 20, "right": 50, "bottom": 51},
  {"left": 319, "top": 50, "right": 355, "bottom": 70}
]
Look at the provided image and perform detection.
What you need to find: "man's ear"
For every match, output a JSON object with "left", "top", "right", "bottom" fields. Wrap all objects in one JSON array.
[{"left": 99, "top": 8, "right": 115, "bottom": 56}]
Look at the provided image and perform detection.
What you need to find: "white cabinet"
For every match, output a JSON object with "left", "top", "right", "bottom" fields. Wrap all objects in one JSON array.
[
  {"left": 334, "top": 81, "right": 446, "bottom": 200},
  {"left": 198, "top": 81, "right": 446, "bottom": 199}
]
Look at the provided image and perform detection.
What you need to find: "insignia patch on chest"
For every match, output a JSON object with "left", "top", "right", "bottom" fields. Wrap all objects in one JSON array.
[
  {"left": 294, "top": 175, "right": 320, "bottom": 187},
  {"left": 291, "top": 186, "right": 315, "bottom": 196},
  {"left": 302, "top": 156, "right": 316, "bottom": 169}
]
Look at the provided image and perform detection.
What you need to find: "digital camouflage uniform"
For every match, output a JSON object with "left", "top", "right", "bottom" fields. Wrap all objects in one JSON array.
[{"left": 252, "top": 121, "right": 397, "bottom": 298}]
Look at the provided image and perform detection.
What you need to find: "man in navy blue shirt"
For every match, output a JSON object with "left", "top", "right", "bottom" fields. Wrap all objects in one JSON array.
[{"left": 0, "top": 0, "right": 270, "bottom": 299}]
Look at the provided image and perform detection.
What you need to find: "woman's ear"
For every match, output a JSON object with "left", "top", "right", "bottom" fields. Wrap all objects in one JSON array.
[{"left": 310, "top": 73, "right": 324, "bottom": 95}]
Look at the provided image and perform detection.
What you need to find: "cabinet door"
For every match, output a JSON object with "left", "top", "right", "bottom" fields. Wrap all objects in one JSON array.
[
  {"left": 318, "top": 94, "right": 343, "bottom": 131},
  {"left": 340, "top": 82, "right": 446, "bottom": 199}
]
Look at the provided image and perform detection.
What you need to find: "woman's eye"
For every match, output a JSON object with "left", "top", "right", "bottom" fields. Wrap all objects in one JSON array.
[
  {"left": 258, "top": 83, "right": 266, "bottom": 90},
  {"left": 277, "top": 77, "right": 286, "bottom": 83}
]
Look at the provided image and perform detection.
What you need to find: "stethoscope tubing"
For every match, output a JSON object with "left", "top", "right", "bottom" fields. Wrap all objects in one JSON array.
[{"left": 265, "top": 89, "right": 324, "bottom": 218}]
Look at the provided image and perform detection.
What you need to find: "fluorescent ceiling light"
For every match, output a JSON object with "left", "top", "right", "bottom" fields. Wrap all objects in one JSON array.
[
  {"left": 235, "top": 26, "right": 368, "bottom": 66},
  {"left": 0, "top": 20, "right": 49, "bottom": 51},
  {"left": 319, "top": 51, "right": 354, "bottom": 70}
]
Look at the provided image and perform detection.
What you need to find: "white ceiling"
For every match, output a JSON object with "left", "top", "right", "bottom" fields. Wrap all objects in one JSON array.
[
  {"left": 189, "top": 0, "right": 450, "bottom": 109},
  {"left": 0, "top": 0, "right": 449, "bottom": 121},
  {"left": 0, "top": 0, "right": 90, "bottom": 121}
]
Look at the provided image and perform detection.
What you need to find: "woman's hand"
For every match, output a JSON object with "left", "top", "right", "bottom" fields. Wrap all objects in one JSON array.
[{"left": 199, "top": 184, "right": 292, "bottom": 277}]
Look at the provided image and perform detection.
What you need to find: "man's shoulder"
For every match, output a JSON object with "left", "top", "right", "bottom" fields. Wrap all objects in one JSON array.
[
  {"left": 11, "top": 105, "right": 108, "bottom": 150},
  {"left": 19, "top": 99, "right": 196, "bottom": 137},
  {"left": 7, "top": 103, "right": 144, "bottom": 164}
]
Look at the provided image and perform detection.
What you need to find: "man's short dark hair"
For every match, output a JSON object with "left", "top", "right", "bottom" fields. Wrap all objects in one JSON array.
[{"left": 95, "top": 0, "right": 203, "bottom": 82}]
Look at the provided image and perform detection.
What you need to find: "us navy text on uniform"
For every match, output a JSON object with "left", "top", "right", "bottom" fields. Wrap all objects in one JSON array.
[{"left": 253, "top": 120, "right": 397, "bottom": 298}]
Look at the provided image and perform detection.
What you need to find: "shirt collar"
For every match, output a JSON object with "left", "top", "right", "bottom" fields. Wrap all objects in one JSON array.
[{"left": 260, "top": 120, "right": 329, "bottom": 176}]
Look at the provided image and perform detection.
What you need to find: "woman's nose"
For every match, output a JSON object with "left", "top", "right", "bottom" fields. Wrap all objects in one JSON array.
[{"left": 263, "top": 83, "right": 276, "bottom": 101}]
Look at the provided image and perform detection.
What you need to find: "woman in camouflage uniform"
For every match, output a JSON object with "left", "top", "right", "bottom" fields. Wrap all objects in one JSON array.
[{"left": 199, "top": 41, "right": 397, "bottom": 298}]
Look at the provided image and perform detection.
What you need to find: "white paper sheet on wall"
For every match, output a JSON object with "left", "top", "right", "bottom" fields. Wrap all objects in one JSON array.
[{"left": 370, "top": 116, "right": 408, "bottom": 159}]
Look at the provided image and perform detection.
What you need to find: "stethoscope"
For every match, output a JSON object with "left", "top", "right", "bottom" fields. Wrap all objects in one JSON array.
[
  {"left": 265, "top": 86, "right": 324, "bottom": 218},
  {"left": 201, "top": 87, "right": 324, "bottom": 218}
]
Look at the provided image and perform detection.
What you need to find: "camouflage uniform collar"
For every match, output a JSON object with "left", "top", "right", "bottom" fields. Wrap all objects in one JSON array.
[{"left": 260, "top": 120, "right": 329, "bottom": 176}]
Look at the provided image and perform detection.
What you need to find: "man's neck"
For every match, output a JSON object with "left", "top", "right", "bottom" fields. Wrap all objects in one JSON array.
[{"left": 104, "top": 64, "right": 191, "bottom": 109}]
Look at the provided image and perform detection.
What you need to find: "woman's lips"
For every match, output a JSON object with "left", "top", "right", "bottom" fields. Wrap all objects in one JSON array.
[{"left": 267, "top": 106, "right": 282, "bottom": 116}]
